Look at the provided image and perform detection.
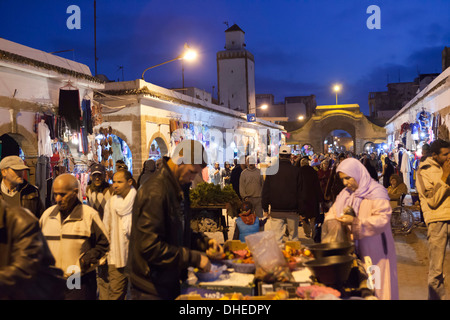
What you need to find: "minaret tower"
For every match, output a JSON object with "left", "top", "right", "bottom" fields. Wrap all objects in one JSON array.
[{"left": 216, "top": 24, "right": 256, "bottom": 114}]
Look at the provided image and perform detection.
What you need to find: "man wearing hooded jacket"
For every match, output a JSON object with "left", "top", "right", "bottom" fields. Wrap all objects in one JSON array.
[{"left": 416, "top": 139, "right": 450, "bottom": 300}]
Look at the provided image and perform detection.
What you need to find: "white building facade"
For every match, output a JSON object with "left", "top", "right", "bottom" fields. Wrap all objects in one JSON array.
[{"left": 384, "top": 66, "right": 450, "bottom": 153}]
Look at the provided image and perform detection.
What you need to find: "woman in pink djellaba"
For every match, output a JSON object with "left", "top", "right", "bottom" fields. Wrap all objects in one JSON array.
[{"left": 322, "top": 157, "right": 399, "bottom": 300}]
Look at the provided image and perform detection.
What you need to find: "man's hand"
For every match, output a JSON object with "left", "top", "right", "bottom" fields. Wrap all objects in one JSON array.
[
  {"left": 199, "top": 255, "right": 211, "bottom": 272},
  {"left": 206, "top": 239, "right": 224, "bottom": 259},
  {"left": 337, "top": 214, "right": 354, "bottom": 225},
  {"left": 442, "top": 158, "right": 450, "bottom": 183}
]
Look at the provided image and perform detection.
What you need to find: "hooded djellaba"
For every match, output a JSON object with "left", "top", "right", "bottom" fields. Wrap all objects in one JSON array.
[{"left": 137, "top": 159, "right": 157, "bottom": 188}]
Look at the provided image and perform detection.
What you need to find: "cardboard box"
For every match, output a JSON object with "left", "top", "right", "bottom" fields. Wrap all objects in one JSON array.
[
  {"left": 224, "top": 240, "right": 247, "bottom": 251},
  {"left": 285, "top": 241, "right": 301, "bottom": 249}
]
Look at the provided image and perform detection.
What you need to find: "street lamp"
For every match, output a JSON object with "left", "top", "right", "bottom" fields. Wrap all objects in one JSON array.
[
  {"left": 141, "top": 43, "right": 198, "bottom": 85},
  {"left": 333, "top": 84, "right": 341, "bottom": 105},
  {"left": 298, "top": 115, "right": 304, "bottom": 121},
  {"left": 255, "top": 104, "right": 269, "bottom": 117}
]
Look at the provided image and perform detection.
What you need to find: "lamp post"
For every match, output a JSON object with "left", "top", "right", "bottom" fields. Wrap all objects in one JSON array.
[
  {"left": 255, "top": 104, "right": 269, "bottom": 117},
  {"left": 333, "top": 84, "right": 341, "bottom": 105},
  {"left": 141, "top": 43, "right": 197, "bottom": 85}
]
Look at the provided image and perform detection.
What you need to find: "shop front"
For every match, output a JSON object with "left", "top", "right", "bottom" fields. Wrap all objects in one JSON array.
[
  {"left": 385, "top": 68, "right": 450, "bottom": 155},
  {"left": 0, "top": 38, "right": 105, "bottom": 206},
  {"left": 95, "top": 79, "right": 285, "bottom": 178},
  {"left": 385, "top": 67, "right": 450, "bottom": 191}
]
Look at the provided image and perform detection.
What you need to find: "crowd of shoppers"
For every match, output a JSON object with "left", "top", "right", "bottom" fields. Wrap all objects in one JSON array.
[{"left": 1, "top": 136, "right": 448, "bottom": 301}]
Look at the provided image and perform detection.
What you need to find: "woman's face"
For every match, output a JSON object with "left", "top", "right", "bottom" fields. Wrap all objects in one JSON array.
[{"left": 339, "top": 172, "right": 359, "bottom": 192}]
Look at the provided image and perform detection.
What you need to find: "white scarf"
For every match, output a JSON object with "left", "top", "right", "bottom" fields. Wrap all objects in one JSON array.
[
  {"left": 111, "top": 187, "right": 136, "bottom": 218},
  {"left": 104, "top": 187, "right": 136, "bottom": 268}
]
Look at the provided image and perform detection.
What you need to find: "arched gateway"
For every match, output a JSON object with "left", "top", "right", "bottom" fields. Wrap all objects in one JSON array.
[{"left": 288, "top": 104, "right": 386, "bottom": 154}]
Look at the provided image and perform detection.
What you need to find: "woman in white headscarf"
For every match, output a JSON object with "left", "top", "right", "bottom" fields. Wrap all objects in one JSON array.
[{"left": 322, "top": 158, "right": 399, "bottom": 300}]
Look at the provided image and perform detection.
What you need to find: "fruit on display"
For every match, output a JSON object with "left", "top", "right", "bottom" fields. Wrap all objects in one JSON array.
[
  {"left": 218, "top": 290, "right": 289, "bottom": 300},
  {"left": 282, "top": 245, "right": 314, "bottom": 266},
  {"left": 234, "top": 257, "right": 254, "bottom": 264},
  {"left": 296, "top": 285, "right": 341, "bottom": 299}
]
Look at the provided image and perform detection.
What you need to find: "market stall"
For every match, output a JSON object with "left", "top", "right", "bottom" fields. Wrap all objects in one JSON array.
[
  {"left": 178, "top": 235, "right": 375, "bottom": 300},
  {"left": 189, "top": 182, "right": 242, "bottom": 242}
]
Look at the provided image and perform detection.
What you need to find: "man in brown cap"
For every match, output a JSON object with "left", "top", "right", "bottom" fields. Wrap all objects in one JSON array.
[{"left": 0, "top": 155, "right": 43, "bottom": 218}]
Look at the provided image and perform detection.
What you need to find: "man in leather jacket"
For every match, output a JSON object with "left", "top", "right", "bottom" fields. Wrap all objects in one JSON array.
[
  {"left": 128, "top": 140, "right": 223, "bottom": 300},
  {"left": 0, "top": 199, "right": 65, "bottom": 299},
  {"left": 0, "top": 156, "right": 43, "bottom": 218}
]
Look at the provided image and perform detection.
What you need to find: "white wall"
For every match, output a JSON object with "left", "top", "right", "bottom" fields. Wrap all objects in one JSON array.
[{"left": 218, "top": 58, "right": 248, "bottom": 112}]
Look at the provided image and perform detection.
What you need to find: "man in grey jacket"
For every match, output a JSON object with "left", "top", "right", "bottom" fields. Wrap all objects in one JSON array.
[
  {"left": 239, "top": 155, "right": 264, "bottom": 217},
  {"left": 416, "top": 139, "right": 450, "bottom": 300}
]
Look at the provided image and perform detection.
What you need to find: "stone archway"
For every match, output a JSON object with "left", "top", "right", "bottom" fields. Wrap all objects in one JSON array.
[
  {"left": 288, "top": 104, "right": 386, "bottom": 154},
  {"left": 0, "top": 124, "right": 39, "bottom": 184},
  {"left": 147, "top": 132, "right": 169, "bottom": 159},
  {"left": 93, "top": 126, "right": 135, "bottom": 177}
]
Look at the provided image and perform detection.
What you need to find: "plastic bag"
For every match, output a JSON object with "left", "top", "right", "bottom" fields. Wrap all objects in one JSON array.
[
  {"left": 245, "top": 231, "right": 294, "bottom": 283},
  {"left": 321, "top": 219, "right": 351, "bottom": 243}
]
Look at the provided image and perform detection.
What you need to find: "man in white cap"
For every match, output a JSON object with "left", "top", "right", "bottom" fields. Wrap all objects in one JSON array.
[
  {"left": 262, "top": 145, "right": 303, "bottom": 243},
  {"left": 0, "top": 155, "right": 43, "bottom": 218}
]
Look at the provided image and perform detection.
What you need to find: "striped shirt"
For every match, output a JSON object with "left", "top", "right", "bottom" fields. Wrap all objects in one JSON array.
[{"left": 85, "top": 183, "right": 112, "bottom": 220}]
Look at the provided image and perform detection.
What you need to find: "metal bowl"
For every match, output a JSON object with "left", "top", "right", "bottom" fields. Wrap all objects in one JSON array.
[
  {"left": 306, "top": 242, "right": 355, "bottom": 259},
  {"left": 304, "top": 255, "right": 355, "bottom": 287}
]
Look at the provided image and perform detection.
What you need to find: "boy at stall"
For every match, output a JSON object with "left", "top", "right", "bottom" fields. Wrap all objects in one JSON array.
[{"left": 233, "top": 200, "right": 266, "bottom": 242}]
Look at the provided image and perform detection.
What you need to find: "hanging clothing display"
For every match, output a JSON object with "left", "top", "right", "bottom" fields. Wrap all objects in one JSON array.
[
  {"left": 401, "top": 149, "right": 411, "bottom": 192},
  {"left": 35, "top": 155, "right": 51, "bottom": 209},
  {"left": 410, "top": 122, "right": 420, "bottom": 141},
  {"left": 58, "top": 88, "right": 81, "bottom": 132},
  {"left": 91, "top": 101, "right": 103, "bottom": 127},
  {"left": 82, "top": 99, "right": 93, "bottom": 135},
  {"left": 43, "top": 114, "right": 56, "bottom": 140},
  {"left": 38, "top": 120, "right": 53, "bottom": 157}
]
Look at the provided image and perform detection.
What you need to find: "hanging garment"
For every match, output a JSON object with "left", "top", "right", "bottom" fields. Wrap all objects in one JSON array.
[
  {"left": 58, "top": 89, "right": 81, "bottom": 131},
  {"left": 36, "top": 155, "right": 51, "bottom": 208},
  {"left": 43, "top": 114, "right": 56, "bottom": 139},
  {"left": 38, "top": 120, "right": 53, "bottom": 157},
  {"left": 410, "top": 122, "right": 420, "bottom": 141},
  {"left": 82, "top": 99, "right": 93, "bottom": 135},
  {"left": 401, "top": 150, "right": 411, "bottom": 192}
]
